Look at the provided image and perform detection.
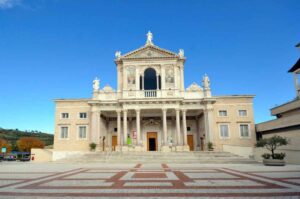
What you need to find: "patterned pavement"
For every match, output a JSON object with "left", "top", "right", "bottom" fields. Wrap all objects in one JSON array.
[{"left": 0, "top": 162, "right": 300, "bottom": 198}]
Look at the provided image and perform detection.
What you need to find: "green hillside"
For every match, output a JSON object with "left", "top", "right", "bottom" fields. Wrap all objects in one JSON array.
[{"left": 0, "top": 127, "right": 54, "bottom": 150}]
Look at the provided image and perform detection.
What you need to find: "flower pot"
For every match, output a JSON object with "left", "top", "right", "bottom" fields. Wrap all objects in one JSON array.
[{"left": 263, "top": 159, "right": 285, "bottom": 166}]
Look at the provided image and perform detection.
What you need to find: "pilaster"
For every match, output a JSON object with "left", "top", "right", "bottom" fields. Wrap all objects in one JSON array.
[
  {"left": 175, "top": 108, "right": 181, "bottom": 146},
  {"left": 116, "top": 109, "right": 121, "bottom": 146},
  {"left": 162, "top": 108, "right": 168, "bottom": 145},
  {"left": 136, "top": 109, "right": 141, "bottom": 145}
]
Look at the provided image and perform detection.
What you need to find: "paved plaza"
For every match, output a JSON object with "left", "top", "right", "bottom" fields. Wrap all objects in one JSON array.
[{"left": 0, "top": 162, "right": 300, "bottom": 198}]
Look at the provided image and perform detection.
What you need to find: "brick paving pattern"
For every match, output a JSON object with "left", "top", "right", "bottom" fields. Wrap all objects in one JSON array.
[{"left": 0, "top": 163, "right": 300, "bottom": 198}]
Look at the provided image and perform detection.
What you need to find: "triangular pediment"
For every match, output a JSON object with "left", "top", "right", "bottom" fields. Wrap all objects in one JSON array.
[{"left": 122, "top": 45, "right": 178, "bottom": 59}]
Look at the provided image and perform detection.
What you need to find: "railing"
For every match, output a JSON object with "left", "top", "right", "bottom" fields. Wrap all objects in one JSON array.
[
  {"left": 94, "top": 89, "right": 190, "bottom": 100},
  {"left": 144, "top": 90, "right": 157, "bottom": 98}
]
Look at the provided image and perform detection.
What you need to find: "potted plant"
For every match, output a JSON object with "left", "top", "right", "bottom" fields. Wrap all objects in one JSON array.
[
  {"left": 89, "top": 142, "right": 97, "bottom": 151},
  {"left": 207, "top": 142, "right": 214, "bottom": 151},
  {"left": 255, "top": 135, "right": 288, "bottom": 166}
]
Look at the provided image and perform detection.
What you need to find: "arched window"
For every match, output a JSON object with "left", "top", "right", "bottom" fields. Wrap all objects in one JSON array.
[{"left": 144, "top": 68, "right": 157, "bottom": 90}]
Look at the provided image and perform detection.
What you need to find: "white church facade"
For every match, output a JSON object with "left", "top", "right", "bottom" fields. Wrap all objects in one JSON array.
[{"left": 53, "top": 32, "right": 256, "bottom": 156}]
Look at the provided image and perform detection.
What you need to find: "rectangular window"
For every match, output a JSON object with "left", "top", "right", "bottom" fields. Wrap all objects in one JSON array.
[
  {"left": 219, "top": 124, "right": 229, "bottom": 138},
  {"left": 61, "top": 113, "right": 69, "bottom": 119},
  {"left": 187, "top": 127, "right": 191, "bottom": 131},
  {"left": 78, "top": 126, "right": 87, "bottom": 139},
  {"left": 79, "top": 112, "right": 87, "bottom": 119},
  {"left": 114, "top": 128, "right": 117, "bottom": 132},
  {"left": 240, "top": 124, "right": 250, "bottom": 138},
  {"left": 219, "top": 110, "right": 227, "bottom": 117},
  {"left": 238, "top": 110, "right": 247, "bottom": 117},
  {"left": 60, "top": 127, "right": 68, "bottom": 139}
]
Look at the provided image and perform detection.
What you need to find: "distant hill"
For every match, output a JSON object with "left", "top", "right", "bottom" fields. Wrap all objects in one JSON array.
[{"left": 0, "top": 127, "right": 54, "bottom": 150}]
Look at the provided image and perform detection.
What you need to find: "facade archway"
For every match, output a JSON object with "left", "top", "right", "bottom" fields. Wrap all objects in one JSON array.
[{"left": 144, "top": 68, "right": 157, "bottom": 90}]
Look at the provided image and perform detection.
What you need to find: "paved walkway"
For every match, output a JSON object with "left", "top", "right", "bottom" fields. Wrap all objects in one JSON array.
[{"left": 0, "top": 162, "right": 300, "bottom": 198}]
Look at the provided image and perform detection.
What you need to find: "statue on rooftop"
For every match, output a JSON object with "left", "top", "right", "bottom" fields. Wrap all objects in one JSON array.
[
  {"left": 115, "top": 51, "right": 121, "bottom": 59},
  {"left": 146, "top": 31, "right": 153, "bottom": 45},
  {"left": 93, "top": 77, "right": 100, "bottom": 91},
  {"left": 179, "top": 49, "right": 184, "bottom": 58},
  {"left": 202, "top": 74, "right": 210, "bottom": 89}
]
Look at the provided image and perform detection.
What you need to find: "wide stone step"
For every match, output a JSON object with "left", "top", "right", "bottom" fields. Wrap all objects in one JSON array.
[{"left": 56, "top": 151, "right": 257, "bottom": 164}]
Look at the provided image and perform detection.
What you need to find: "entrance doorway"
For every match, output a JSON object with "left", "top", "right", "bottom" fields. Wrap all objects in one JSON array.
[
  {"left": 147, "top": 132, "right": 157, "bottom": 151},
  {"left": 187, "top": 135, "right": 194, "bottom": 151},
  {"left": 112, "top": 135, "right": 117, "bottom": 151}
]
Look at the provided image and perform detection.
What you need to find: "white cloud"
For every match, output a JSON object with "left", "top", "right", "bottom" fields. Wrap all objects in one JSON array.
[{"left": 0, "top": 0, "right": 21, "bottom": 9}]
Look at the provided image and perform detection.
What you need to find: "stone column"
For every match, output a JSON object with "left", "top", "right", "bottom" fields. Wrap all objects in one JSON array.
[
  {"left": 196, "top": 116, "right": 200, "bottom": 150},
  {"left": 162, "top": 108, "right": 167, "bottom": 145},
  {"left": 142, "top": 75, "right": 145, "bottom": 90},
  {"left": 136, "top": 109, "right": 141, "bottom": 145},
  {"left": 175, "top": 109, "right": 181, "bottom": 145},
  {"left": 123, "top": 109, "right": 127, "bottom": 145},
  {"left": 182, "top": 109, "right": 187, "bottom": 146},
  {"left": 98, "top": 110, "right": 102, "bottom": 150},
  {"left": 116, "top": 110, "right": 121, "bottom": 146},
  {"left": 204, "top": 105, "right": 214, "bottom": 145}
]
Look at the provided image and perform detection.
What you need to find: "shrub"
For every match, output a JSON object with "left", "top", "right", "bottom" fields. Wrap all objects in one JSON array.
[
  {"left": 273, "top": 153, "right": 286, "bottom": 160},
  {"left": 256, "top": 135, "right": 288, "bottom": 159},
  {"left": 17, "top": 137, "right": 45, "bottom": 152},
  {"left": 207, "top": 142, "right": 213, "bottom": 150},
  {"left": 262, "top": 153, "right": 271, "bottom": 159},
  {"left": 89, "top": 142, "right": 97, "bottom": 151}
]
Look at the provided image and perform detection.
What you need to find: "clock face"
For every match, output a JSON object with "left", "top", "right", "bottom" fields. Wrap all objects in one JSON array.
[{"left": 147, "top": 51, "right": 152, "bottom": 57}]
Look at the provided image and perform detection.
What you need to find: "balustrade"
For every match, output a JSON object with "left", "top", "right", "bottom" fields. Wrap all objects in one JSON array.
[{"left": 144, "top": 90, "right": 157, "bottom": 97}]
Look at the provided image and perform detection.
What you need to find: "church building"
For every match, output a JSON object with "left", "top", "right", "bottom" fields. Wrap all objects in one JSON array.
[{"left": 53, "top": 32, "right": 256, "bottom": 156}]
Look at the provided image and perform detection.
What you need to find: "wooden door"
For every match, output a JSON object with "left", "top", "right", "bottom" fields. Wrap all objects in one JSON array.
[
  {"left": 200, "top": 137, "right": 204, "bottom": 151},
  {"left": 147, "top": 132, "right": 157, "bottom": 151},
  {"left": 112, "top": 135, "right": 117, "bottom": 151},
  {"left": 187, "top": 135, "right": 194, "bottom": 151}
]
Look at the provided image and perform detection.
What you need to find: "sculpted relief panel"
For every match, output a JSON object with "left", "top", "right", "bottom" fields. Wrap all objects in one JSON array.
[
  {"left": 165, "top": 67, "right": 174, "bottom": 88},
  {"left": 130, "top": 49, "right": 171, "bottom": 58},
  {"left": 127, "top": 66, "right": 136, "bottom": 89}
]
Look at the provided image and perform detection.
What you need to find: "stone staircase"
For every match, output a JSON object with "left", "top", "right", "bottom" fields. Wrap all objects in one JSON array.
[{"left": 57, "top": 151, "right": 257, "bottom": 164}]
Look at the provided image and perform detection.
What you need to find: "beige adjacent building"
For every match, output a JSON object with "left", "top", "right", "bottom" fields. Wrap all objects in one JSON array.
[
  {"left": 255, "top": 43, "right": 300, "bottom": 164},
  {"left": 53, "top": 32, "right": 256, "bottom": 157}
]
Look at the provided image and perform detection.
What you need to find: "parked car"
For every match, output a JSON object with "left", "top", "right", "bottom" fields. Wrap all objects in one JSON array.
[
  {"left": 3, "top": 154, "right": 17, "bottom": 161},
  {"left": 19, "top": 155, "right": 31, "bottom": 162}
]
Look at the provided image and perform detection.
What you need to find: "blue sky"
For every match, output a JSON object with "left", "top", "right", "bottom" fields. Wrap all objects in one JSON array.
[{"left": 0, "top": 0, "right": 299, "bottom": 134}]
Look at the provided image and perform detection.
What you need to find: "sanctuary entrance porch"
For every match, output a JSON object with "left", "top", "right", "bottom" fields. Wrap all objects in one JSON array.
[{"left": 94, "top": 108, "right": 208, "bottom": 152}]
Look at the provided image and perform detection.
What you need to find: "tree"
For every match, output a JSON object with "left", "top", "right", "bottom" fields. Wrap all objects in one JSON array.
[
  {"left": 0, "top": 139, "right": 12, "bottom": 153},
  {"left": 255, "top": 135, "right": 288, "bottom": 159},
  {"left": 17, "top": 137, "right": 45, "bottom": 152}
]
